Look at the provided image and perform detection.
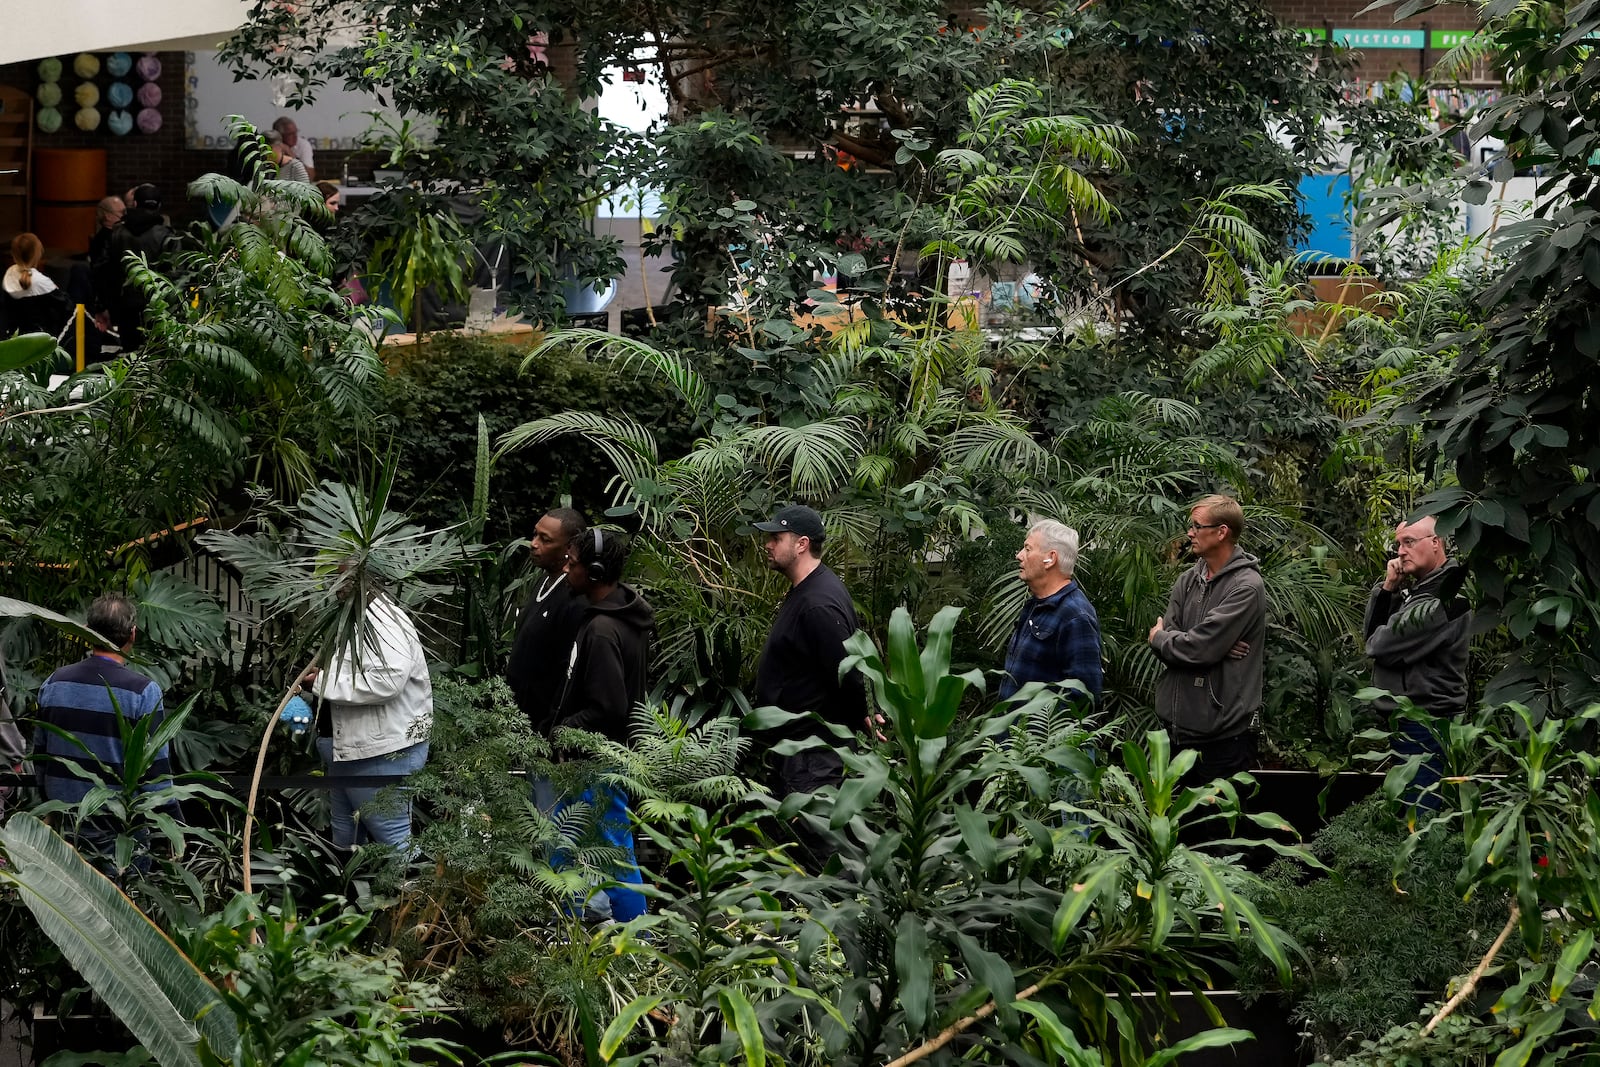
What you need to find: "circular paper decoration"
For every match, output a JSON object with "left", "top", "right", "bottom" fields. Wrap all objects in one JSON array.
[
  {"left": 36, "top": 82, "right": 62, "bottom": 108},
  {"left": 135, "top": 54, "right": 161, "bottom": 81},
  {"left": 136, "top": 82, "right": 161, "bottom": 108},
  {"left": 72, "top": 53, "right": 100, "bottom": 79},
  {"left": 107, "top": 81, "right": 133, "bottom": 109},
  {"left": 74, "top": 82, "right": 100, "bottom": 108},
  {"left": 75, "top": 106, "right": 102, "bottom": 131},
  {"left": 108, "top": 109, "right": 133, "bottom": 136},
  {"left": 136, "top": 107, "right": 162, "bottom": 134},
  {"left": 37, "top": 107, "right": 62, "bottom": 133},
  {"left": 37, "top": 57, "right": 62, "bottom": 83},
  {"left": 106, "top": 52, "right": 133, "bottom": 78}
]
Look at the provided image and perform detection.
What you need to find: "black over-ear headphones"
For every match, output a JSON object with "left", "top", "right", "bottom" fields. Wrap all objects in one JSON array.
[{"left": 587, "top": 528, "right": 608, "bottom": 582}]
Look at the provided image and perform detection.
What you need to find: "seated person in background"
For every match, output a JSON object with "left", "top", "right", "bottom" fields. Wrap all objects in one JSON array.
[
  {"left": 272, "top": 116, "right": 315, "bottom": 179},
  {"left": 265, "top": 129, "right": 312, "bottom": 183},
  {"left": 2, "top": 232, "right": 71, "bottom": 339}
]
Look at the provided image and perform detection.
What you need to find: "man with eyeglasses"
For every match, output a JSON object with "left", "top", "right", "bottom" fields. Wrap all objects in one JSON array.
[
  {"left": 1363, "top": 515, "right": 1471, "bottom": 804},
  {"left": 1148, "top": 494, "right": 1266, "bottom": 785}
]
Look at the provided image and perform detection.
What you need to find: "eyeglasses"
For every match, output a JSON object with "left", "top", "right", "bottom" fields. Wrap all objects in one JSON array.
[
  {"left": 1396, "top": 534, "right": 1439, "bottom": 550},
  {"left": 1186, "top": 522, "right": 1224, "bottom": 532}
]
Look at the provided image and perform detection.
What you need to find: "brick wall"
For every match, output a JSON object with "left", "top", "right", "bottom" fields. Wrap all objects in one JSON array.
[
  {"left": 0, "top": 50, "right": 374, "bottom": 250},
  {"left": 1265, "top": 0, "right": 1484, "bottom": 82}
]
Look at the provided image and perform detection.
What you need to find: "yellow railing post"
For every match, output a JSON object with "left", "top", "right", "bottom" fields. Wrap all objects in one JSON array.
[{"left": 74, "top": 303, "right": 86, "bottom": 372}]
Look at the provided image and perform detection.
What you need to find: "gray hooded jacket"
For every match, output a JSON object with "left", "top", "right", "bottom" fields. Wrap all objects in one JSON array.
[
  {"left": 1150, "top": 548, "right": 1267, "bottom": 742},
  {"left": 1363, "top": 559, "right": 1471, "bottom": 716}
]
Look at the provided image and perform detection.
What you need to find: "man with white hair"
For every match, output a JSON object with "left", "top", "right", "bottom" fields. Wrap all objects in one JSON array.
[{"left": 1001, "top": 520, "right": 1103, "bottom": 705}]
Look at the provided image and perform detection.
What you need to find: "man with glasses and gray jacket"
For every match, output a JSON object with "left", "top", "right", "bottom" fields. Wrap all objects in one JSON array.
[{"left": 1148, "top": 494, "right": 1266, "bottom": 785}]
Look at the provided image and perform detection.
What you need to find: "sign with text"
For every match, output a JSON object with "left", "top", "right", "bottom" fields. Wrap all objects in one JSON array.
[
  {"left": 1430, "top": 29, "right": 1477, "bottom": 49},
  {"left": 1332, "top": 28, "right": 1425, "bottom": 49}
]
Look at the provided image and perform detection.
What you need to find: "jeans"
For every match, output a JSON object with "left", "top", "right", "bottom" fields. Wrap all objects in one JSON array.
[
  {"left": 534, "top": 773, "right": 646, "bottom": 923},
  {"left": 317, "top": 737, "right": 429, "bottom": 857},
  {"left": 1394, "top": 715, "right": 1445, "bottom": 814}
]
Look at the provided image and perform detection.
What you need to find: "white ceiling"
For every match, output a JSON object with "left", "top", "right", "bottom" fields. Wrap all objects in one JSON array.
[{"left": 1, "top": 0, "right": 251, "bottom": 66}]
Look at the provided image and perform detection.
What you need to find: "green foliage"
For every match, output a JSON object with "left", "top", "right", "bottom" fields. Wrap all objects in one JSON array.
[
  {"left": 367, "top": 196, "right": 473, "bottom": 339},
  {"left": 1244, "top": 795, "right": 1519, "bottom": 1059},
  {"left": 198, "top": 469, "right": 467, "bottom": 671},
  {"left": 0, "top": 813, "right": 237, "bottom": 1067},
  {"left": 182, "top": 894, "right": 460, "bottom": 1066},
  {"left": 1360, "top": 0, "right": 1600, "bottom": 716},
  {"left": 693, "top": 606, "right": 1304, "bottom": 1065},
  {"left": 390, "top": 676, "right": 736, "bottom": 1058},
  {"left": 599, "top": 806, "right": 831, "bottom": 1066},
  {"left": 1328, "top": 702, "right": 1600, "bottom": 1063},
  {"left": 28, "top": 697, "right": 239, "bottom": 902},
  {"left": 379, "top": 334, "right": 692, "bottom": 544}
]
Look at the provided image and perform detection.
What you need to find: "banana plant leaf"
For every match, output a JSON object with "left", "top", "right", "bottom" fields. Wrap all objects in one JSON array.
[
  {"left": 0, "top": 595, "right": 111, "bottom": 648},
  {"left": 0, "top": 814, "right": 238, "bottom": 1067}
]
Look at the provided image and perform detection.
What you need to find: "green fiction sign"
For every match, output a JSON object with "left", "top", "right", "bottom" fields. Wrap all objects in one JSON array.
[
  {"left": 1332, "top": 28, "right": 1425, "bottom": 49},
  {"left": 1430, "top": 29, "right": 1477, "bottom": 48}
]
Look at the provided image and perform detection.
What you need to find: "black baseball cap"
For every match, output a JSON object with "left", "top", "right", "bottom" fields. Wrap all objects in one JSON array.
[{"left": 753, "top": 504, "right": 825, "bottom": 543}]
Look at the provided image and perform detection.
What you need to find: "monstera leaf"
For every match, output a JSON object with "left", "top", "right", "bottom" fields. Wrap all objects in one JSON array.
[{"left": 132, "top": 571, "right": 227, "bottom": 655}]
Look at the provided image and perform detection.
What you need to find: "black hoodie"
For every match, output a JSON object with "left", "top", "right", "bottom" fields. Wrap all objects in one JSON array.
[
  {"left": 554, "top": 584, "right": 656, "bottom": 745},
  {"left": 105, "top": 206, "right": 176, "bottom": 325}
]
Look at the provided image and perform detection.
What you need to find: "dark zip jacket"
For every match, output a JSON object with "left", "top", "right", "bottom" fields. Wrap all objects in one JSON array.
[
  {"left": 554, "top": 584, "right": 655, "bottom": 745},
  {"left": 1150, "top": 548, "right": 1267, "bottom": 742},
  {"left": 1363, "top": 559, "right": 1471, "bottom": 716},
  {"left": 505, "top": 572, "right": 581, "bottom": 736}
]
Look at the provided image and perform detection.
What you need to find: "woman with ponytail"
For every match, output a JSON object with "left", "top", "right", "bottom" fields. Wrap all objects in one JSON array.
[
  {"left": 3, "top": 232, "right": 70, "bottom": 340},
  {"left": 4, "top": 233, "right": 58, "bottom": 297}
]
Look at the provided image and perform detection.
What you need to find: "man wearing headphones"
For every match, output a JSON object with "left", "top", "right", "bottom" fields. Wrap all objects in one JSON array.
[
  {"left": 753, "top": 504, "right": 865, "bottom": 799},
  {"left": 551, "top": 528, "right": 655, "bottom": 922},
  {"left": 1002, "top": 520, "right": 1102, "bottom": 706}
]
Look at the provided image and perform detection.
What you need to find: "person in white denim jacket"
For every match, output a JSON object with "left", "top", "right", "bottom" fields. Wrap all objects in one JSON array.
[{"left": 302, "top": 592, "right": 432, "bottom": 856}]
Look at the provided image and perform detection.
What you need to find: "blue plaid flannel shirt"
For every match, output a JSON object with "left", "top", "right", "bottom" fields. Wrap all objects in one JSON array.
[{"left": 1000, "top": 580, "right": 1103, "bottom": 704}]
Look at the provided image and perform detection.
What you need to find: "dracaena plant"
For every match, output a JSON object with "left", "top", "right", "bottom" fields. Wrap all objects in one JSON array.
[
  {"left": 713, "top": 606, "right": 1304, "bottom": 1066},
  {"left": 1338, "top": 702, "right": 1600, "bottom": 1063}
]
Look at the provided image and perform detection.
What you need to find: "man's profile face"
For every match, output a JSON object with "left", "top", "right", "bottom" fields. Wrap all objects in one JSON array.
[
  {"left": 563, "top": 554, "right": 594, "bottom": 594},
  {"left": 280, "top": 121, "right": 299, "bottom": 145},
  {"left": 1015, "top": 531, "right": 1054, "bottom": 586},
  {"left": 764, "top": 531, "right": 804, "bottom": 573},
  {"left": 1185, "top": 506, "right": 1226, "bottom": 554},
  {"left": 1395, "top": 519, "right": 1446, "bottom": 578},
  {"left": 529, "top": 515, "right": 570, "bottom": 571}
]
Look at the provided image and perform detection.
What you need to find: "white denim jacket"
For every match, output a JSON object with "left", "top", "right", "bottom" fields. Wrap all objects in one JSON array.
[{"left": 317, "top": 596, "right": 433, "bottom": 762}]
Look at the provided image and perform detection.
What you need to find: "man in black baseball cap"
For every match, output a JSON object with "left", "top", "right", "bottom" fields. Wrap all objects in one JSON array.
[{"left": 751, "top": 504, "right": 865, "bottom": 813}]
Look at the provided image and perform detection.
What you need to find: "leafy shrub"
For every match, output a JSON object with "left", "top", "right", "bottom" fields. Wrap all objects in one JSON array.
[
  {"left": 380, "top": 335, "right": 692, "bottom": 543},
  {"left": 1243, "top": 794, "right": 1517, "bottom": 1060}
]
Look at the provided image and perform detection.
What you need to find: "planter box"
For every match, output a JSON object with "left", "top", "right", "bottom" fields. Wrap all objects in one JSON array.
[
  {"left": 1130, "top": 990, "right": 1310, "bottom": 1066},
  {"left": 1247, "top": 769, "right": 1386, "bottom": 841}
]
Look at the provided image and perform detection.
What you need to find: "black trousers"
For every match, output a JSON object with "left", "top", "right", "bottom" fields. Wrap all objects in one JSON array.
[{"left": 1174, "top": 731, "right": 1256, "bottom": 791}]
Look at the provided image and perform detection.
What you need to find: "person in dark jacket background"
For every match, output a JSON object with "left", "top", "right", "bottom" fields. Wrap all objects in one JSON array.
[
  {"left": 1148, "top": 494, "right": 1266, "bottom": 786},
  {"left": 1364, "top": 515, "right": 1471, "bottom": 808},
  {"left": 551, "top": 527, "right": 654, "bottom": 922},
  {"left": 104, "top": 183, "right": 176, "bottom": 351}
]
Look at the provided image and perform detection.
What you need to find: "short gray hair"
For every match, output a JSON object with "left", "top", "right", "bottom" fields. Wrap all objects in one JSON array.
[
  {"left": 87, "top": 593, "right": 137, "bottom": 650},
  {"left": 1029, "top": 520, "right": 1080, "bottom": 574}
]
